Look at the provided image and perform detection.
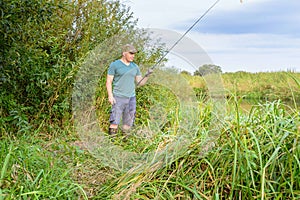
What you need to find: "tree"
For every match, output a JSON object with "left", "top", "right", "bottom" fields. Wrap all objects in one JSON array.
[
  {"left": 0, "top": 0, "right": 165, "bottom": 133},
  {"left": 180, "top": 70, "right": 191, "bottom": 76},
  {"left": 194, "top": 64, "right": 222, "bottom": 76}
]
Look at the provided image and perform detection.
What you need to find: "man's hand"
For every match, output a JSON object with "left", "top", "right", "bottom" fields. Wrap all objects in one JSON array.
[
  {"left": 145, "top": 68, "right": 153, "bottom": 77},
  {"left": 136, "top": 68, "right": 153, "bottom": 86},
  {"left": 108, "top": 96, "right": 116, "bottom": 105}
]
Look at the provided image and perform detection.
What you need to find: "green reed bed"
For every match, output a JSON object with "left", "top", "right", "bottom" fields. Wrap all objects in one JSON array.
[
  {"left": 222, "top": 72, "right": 300, "bottom": 101},
  {"left": 96, "top": 100, "right": 299, "bottom": 199},
  {"left": 1, "top": 100, "right": 299, "bottom": 199}
]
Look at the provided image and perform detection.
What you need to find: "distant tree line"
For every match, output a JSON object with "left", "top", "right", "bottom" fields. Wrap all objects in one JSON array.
[{"left": 194, "top": 64, "right": 222, "bottom": 76}]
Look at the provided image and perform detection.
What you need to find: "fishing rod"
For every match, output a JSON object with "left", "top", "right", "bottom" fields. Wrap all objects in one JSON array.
[{"left": 137, "top": 0, "right": 220, "bottom": 86}]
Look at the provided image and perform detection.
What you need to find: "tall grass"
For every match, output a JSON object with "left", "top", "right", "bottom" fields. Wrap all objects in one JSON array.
[
  {"left": 0, "top": 132, "right": 89, "bottom": 199},
  {"left": 1, "top": 101, "right": 299, "bottom": 199},
  {"left": 1, "top": 73, "right": 299, "bottom": 199},
  {"left": 94, "top": 99, "right": 299, "bottom": 199}
]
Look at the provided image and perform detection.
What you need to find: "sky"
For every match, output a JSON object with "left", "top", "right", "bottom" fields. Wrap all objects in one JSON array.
[{"left": 121, "top": 0, "right": 300, "bottom": 73}]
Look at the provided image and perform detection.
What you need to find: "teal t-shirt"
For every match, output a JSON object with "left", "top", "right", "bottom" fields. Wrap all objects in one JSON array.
[{"left": 108, "top": 60, "right": 141, "bottom": 98}]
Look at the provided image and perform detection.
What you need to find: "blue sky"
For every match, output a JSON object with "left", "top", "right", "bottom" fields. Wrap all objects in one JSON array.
[{"left": 122, "top": 0, "right": 300, "bottom": 73}]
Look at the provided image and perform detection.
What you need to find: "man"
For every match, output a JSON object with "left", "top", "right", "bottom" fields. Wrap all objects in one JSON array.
[{"left": 106, "top": 44, "right": 152, "bottom": 136}]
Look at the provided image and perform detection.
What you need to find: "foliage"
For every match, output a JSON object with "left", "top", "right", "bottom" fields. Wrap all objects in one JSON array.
[{"left": 0, "top": 0, "right": 164, "bottom": 134}]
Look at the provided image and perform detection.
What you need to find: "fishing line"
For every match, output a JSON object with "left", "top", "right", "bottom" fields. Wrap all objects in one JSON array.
[{"left": 137, "top": 0, "right": 221, "bottom": 86}]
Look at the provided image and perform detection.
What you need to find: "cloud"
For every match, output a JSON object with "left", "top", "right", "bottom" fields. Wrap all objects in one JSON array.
[
  {"left": 123, "top": 0, "right": 300, "bottom": 72},
  {"left": 125, "top": 0, "right": 246, "bottom": 28},
  {"left": 176, "top": 0, "right": 300, "bottom": 36},
  {"left": 189, "top": 32, "right": 300, "bottom": 72}
]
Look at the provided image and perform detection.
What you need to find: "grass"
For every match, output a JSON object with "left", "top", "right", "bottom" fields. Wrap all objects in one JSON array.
[
  {"left": 99, "top": 100, "right": 299, "bottom": 199},
  {"left": 0, "top": 132, "right": 92, "bottom": 199},
  {"left": 1, "top": 72, "right": 300, "bottom": 199},
  {"left": 1, "top": 99, "right": 299, "bottom": 199}
]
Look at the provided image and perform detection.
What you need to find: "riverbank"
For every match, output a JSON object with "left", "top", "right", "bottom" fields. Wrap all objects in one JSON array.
[{"left": 185, "top": 71, "right": 300, "bottom": 102}]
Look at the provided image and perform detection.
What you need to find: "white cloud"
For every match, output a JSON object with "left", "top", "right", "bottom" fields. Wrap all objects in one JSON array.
[
  {"left": 190, "top": 32, "right": 300, "bottom": 72},
  {"left": 186, "top": 0, "right": 300, "bottom": 36},
  {"left": 121, "top": 0, "right": 300, "bottom": 72},
  {"left": 124, "top": 0, "right": 223, "bottom": 28},
  {"left": 124, "top": 0, "right": 267, "bottom": 29}
]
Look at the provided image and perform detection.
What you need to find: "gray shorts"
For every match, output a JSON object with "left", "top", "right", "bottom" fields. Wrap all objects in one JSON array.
[{"left": 109, "top": 96, "right": 136, "bottom": 126}]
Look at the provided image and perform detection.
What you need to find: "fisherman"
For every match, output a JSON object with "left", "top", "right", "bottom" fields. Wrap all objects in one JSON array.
[{"left": 106, "top": 44, "right": 152, "bottom": 136}]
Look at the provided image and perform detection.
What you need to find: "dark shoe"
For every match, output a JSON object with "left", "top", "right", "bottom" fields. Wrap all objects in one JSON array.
[
  {"left": 108, "top": 128, "right": 117, "bottom": 136},
  {"left": 108, "top": 128, "right": 118, "bottom": 142},
  {"left": 121, "top": 129, "right": 130, "bottom": 142}
]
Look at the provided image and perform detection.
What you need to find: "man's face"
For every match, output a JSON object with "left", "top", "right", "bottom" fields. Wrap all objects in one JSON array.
[{"left": 123, "top": 51, "right": 135, "bottom": 62}]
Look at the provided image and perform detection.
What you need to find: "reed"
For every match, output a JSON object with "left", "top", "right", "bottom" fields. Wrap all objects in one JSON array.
[
  {"left": 94, "top": 99, "right": 299, "bottom": 199},
  {"left": 1, "top": 73, "right": 299, "bottom": 199}
]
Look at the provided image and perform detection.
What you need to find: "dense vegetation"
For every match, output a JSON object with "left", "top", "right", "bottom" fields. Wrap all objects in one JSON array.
[
  {"left": 1, "top": 0, "right": 299, "bottom": 199},
  {"left": 0, "top": 0, "right": 164, "bottom": 134}
]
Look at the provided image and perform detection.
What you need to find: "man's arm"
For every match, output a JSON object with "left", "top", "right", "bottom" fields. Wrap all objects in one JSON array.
[
  {"left": 106, "top": 74, "right": 115, "bottom": 105},
  {"left": 135, "top": 75, "right": 149, "bottom": 86},
  {"left": 135, "top": 69, "right": 153, "bottom": 86}
]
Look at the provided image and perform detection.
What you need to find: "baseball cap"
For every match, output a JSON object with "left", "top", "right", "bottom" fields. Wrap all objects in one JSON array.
[{"left": 122, "top": 44, "right": 138, "bottom": 53}]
